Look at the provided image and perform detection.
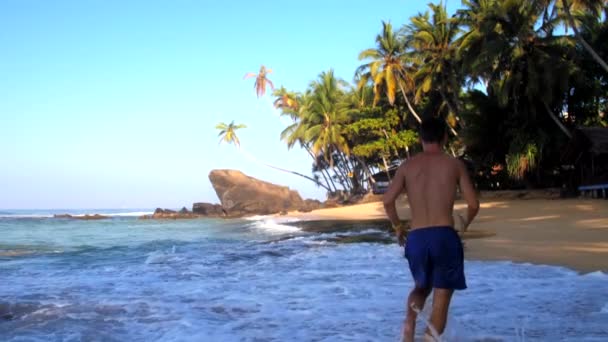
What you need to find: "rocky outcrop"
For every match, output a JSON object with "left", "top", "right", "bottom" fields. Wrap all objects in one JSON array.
[
  {"left": 299, "top": 199, "right": 323, "bottom": 212},
  {"left": 53, "top": 214, "right": 110, "bottom": 220},
  {"left": 208, "top": 169, "right": 322, "bottom": 217},
  {"left": 192, "top": 202, "right": 225, "bottom": 217},
  {"left": 140, "top": 207, "right": 199, "bottom": 220}
]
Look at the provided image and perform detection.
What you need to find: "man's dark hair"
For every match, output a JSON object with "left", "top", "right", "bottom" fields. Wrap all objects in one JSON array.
[{"left": 419, "top": 117, "right": 447, "bottom": 143}]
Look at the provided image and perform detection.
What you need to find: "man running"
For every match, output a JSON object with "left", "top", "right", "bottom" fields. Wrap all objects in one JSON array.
[{"left": 383, "top": 117, "right": 479, "bottom": 341}]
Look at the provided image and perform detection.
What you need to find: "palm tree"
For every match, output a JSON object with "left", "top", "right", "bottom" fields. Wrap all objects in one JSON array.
[
  {"left": 458, "top": 0, "right": 575, "bottom": 139},
  {"left": 279, "top": 92, "right": 340, "bottom": 193},
  {"left": 557, "top": 0, "right": 608, "bottom": 73},
  {"left": 404, "top": 3, "right": 462, "bottom": 137},
  {"left": 356, "top": 21, "right": 422, "bottom": 124},
  {"left": 244, "top": 65, "right": 275, "bottom": 98},
  {"left": 215, "top": 120, "right": 331, "bottom": 191},
  {"left": 216, "top": 121, "right": 247, "bottom": 148},
  {"left": 278, "top": 71, "right": 357, "bottom": 192},
  {"left": 272, "top": 86, "right": 299, "bottom": 111},
  {"left": 304, "top": 70, "right": 352, "bottom": 167}
]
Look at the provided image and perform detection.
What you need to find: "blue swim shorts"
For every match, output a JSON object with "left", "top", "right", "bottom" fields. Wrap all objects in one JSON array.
[{"left": 404, "top": 226, "right": 466, "bottom": 290}]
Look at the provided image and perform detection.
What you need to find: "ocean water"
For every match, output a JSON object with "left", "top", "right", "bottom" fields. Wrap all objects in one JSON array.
[{"left": 1, "top": 210, "right": 607, "bottom": 341}]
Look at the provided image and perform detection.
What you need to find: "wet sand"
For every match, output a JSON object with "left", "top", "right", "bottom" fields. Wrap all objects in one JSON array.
[{"left": 287, "top": 198, "right": 608, "bottom": 273}]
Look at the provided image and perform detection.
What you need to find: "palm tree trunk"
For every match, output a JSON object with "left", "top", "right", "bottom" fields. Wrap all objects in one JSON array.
[
  {"left": 333, "top": 155, "right": 353, "bottom": 191},
  {"left": 438, "top": 88, "right": 460, "bottom": 138},
  {"left": 324, "top": 169, "right": 339, "bottom": 192},
  {"left": 354, "top": 155, "right": 376, "bottom": 185},
  {"left": 562, "top": 0, "right": 608, "bottom": 73},
  {"left": 381, "top": 155, "right": 392, "bottom": 182},
  {"left": 397, "top": 81, "right": 423, "bottom": 124},
  {"left": 239, "top": 147, "right": 332, "bottom": 191},
  {"left": 543, "top": 102, "right": 572, "bottom": 139},
  {"left": 341, "top": 155, "right": 356, "bottom": 192},
  {"left": 304, "top": 145, "right": 336, "bottom": 192}
]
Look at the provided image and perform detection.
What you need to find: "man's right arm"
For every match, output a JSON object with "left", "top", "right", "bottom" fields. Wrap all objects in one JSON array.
[{"left": 457, "top": 160, "right": 479, "bottom": 230}]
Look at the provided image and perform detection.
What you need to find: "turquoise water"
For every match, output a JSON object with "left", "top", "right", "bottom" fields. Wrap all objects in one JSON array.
[{"left": 1, "top": 210, "right": 607, "bottom": 341}]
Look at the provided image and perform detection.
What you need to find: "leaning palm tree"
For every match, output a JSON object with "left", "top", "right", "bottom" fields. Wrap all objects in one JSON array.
[
  {"left": 216, "top": 121, "right": 247, "bottom": 148},
  {"left": 356, "top": 21, "right": 422, "bottom": 124},
  {"left": 215, "top": 120, "right": 331, "bottom": 191},
  {"left": 557, "top": 0, "right": 608, "bottom": 73},
  {"left": 244, "top": 65, "right": 275, "bottom": 98}
]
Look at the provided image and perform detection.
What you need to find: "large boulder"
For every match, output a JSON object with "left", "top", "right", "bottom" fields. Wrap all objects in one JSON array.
[{"left": 209, "top": 169, "right": 321, "bottom": 216}]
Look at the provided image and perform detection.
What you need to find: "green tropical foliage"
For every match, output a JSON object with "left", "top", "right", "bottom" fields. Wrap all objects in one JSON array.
[
  {"left": 216, "top": 121, "right": 247, "bottom": 148},
  {"left": 223, "top": 0, "right": 608, "bottom": 196},
  {"left": 244, "top": 65, "right": 274, "bottom": 98}
]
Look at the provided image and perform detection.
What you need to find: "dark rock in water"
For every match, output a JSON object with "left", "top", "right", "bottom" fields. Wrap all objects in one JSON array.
[
  {"left": 155, "top": 208, "right": 175, "bottom": 214},
  {"left": 53, "top": 214, "right": 110, "bottom": 220},
  {"left": 192, "top": 202, "right": 225, "bottom": 217},
  {"left": 328, "top": 233, "right": 393, "bottom": 244},
  {"left": 208, "top": 169, "right": 322, "bottom": 217},
  {"left": 140, "top": 208, "right": 199, "bottom": 220}
]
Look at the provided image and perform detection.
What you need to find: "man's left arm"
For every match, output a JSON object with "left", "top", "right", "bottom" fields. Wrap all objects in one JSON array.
[{"left": 383, "top": 166, "right": 406, "bottom": 245}]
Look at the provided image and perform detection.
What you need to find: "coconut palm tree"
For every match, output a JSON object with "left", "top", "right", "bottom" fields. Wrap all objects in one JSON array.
[
  {"left": 244, "top": 65, "right": 275, "bottom": 98},
  {"left": 458, "top": 0, "right": 576, "bottom": 139},
  {"left": 277, "top": 91, "right": 339, "bottom": 192},
  {"left": 272, "top": 86, "right": 299, "bottom": 111},
  {"left": 356, "top": 21, "right": 422, "bottom": 124},
  {"left": 557, "top": 0, "right": 608, "bottom": 73},
  {"left": 404, "top": 3, "right": 463, "bottom": 136},
  {"left": 216, "top": 121, "right": 247, "bottom": 148},
  {"left": 304, "top": 70, "right": 352, "bottom": 167},
  {"left": 215, "top": 120, "right": 331, "bottom": 191},
  {"left": 277, "top": 71, "right": 358, "bottom": 192}
]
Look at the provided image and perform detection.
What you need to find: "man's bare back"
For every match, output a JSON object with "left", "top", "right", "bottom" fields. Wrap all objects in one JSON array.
[{"left": 397, "top": 151, "right": 477, "bottom": 230}]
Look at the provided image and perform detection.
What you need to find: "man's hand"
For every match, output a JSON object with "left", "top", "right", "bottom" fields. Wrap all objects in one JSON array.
[
  {"left": 396, "top": 229, "right": 406, "bottom": 247},
  {"left": 456, "top": 213, "right": 468, "bottom": 233}
]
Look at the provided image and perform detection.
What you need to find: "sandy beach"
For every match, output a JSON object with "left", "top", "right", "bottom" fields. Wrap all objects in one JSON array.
[{"left": 288, "top": 197, "right": 608, "bottom": 273}]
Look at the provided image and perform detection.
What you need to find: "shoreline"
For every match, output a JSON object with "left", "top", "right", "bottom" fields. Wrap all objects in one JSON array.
[{"left": 284, "top": 197, "right": 608, "bottom": 273}]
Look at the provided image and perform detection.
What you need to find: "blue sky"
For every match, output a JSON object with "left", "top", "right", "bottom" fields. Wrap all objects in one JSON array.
[{"left": 0, "top": 0, "right": 459, "bottom": 209}]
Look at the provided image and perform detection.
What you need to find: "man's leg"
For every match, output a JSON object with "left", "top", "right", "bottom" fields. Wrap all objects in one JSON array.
[
  {"left": 403, "top": 286, "right": 431, "bottom": 342},
  {"left": 426, "top": 288, "right": 454, "bottom": 338}
]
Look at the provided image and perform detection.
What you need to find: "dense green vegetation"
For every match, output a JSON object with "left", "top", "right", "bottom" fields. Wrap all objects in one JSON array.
[{"left": 224, "top": 0, "right": 608, "bottom": 196}]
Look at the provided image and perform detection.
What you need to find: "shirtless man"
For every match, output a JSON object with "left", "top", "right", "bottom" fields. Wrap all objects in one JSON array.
[{"left": 383, "top": 117, "right": 479, "bottom": 341}]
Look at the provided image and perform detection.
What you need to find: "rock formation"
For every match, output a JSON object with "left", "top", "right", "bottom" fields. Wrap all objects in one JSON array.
[
  {"left": 139, "top": 207, "right": 199, "bottom": 220},
  {"left": 192, "top": 202, "right": 225, "bottom": 217},
  {"left": 208, "top": 169, "right": 322, "bottom": 217}
]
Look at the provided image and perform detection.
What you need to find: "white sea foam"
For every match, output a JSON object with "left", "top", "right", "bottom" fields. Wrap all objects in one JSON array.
[
  {"left": 245, "top": 214, "right": 302, "bottom": 224},
  {"left": 145, "top": 247, "right": 181, "bottom": 264},
  {"left": 69, "top": 211, "right": 153, "bottom": 217},
  {"left": 2, "top": 220, "right": 607, "bottom": 341},
  {"left": 244, "top": 215, "right": 273, "bottom": 221},
  {"left": 0, "top": 214, "right": 54, "bottom": 218},
  {"left": 248, "top": 219, "right": 301, "bottom": 234},
  {"left": 0, "top": 211, "right": 153, "bottom": 218}
]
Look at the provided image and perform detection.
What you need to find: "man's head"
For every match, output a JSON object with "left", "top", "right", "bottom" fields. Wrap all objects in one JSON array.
[{"left": 419, "top": 117, "right": 447, "bottom": 145}]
